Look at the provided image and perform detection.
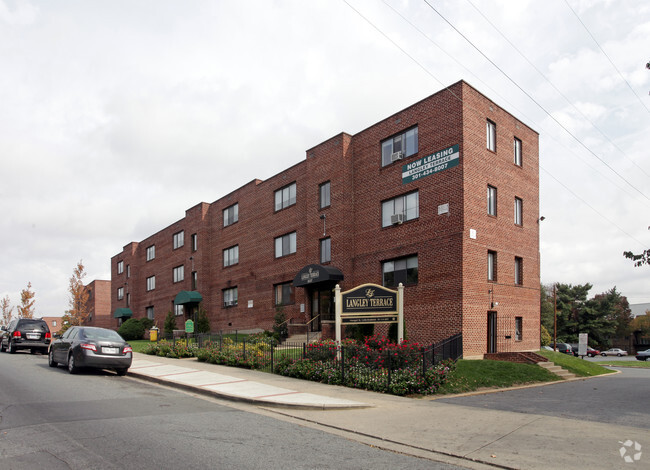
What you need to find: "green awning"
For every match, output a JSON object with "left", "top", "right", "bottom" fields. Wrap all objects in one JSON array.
[
  {"left": 113, "top": 308, "right": 133, "bottom": 319},
  {"left": 174, "top": 291, "right": 203, "bottom": 305}
]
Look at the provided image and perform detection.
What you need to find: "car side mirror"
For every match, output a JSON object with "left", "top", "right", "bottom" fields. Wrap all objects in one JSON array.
[{"left": 1, "top": 326, "right": 6, "bottom": 331}]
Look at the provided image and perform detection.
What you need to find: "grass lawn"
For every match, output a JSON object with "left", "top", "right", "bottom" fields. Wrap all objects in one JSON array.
[
  {"left": 537, "top": 350, "right": 615, "bottom": 377},
  {"left": 599, "top": 360, "right": 650, "bottom": 368},
  {"left": 129, "top": 340, "right": 152, "bottom": 353},
  {"left": 435, "top": 359, "right": 558, "bottom": 395}
]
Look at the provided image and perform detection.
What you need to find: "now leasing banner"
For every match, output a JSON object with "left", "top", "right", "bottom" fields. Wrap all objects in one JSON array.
[{"left": 402, "top": 144, "right": 459, "bottom": 184}]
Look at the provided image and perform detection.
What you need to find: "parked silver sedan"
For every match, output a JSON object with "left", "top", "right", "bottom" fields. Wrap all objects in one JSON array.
[
  {"left": 48, "top": 326, "right": 132, "bottom": 375},
  {"left": 600, "top": 348, "right": 628, "bottom": 357},
  {"left": 635, "top": 349, "right": 650, "bottom": 361}
]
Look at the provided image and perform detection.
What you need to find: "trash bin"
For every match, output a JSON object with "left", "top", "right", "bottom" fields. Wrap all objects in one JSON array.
[{"left": 149, "top": 326, "right": 159, "bottom": 342}]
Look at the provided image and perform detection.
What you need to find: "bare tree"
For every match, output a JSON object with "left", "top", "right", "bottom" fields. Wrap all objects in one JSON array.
[
  {"left": 17, "top": 282, "right": 35, "bottom": 319},
  {"left": 1, "top": 295, "right": 13, "bottom": 326}
]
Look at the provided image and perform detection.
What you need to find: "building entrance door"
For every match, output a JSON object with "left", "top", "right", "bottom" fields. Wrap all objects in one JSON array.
[
  {"left": 310, "top": 288, "right": 333, "bottom": 332},
  {"left": 487, "top": 311, "right": 497, "bottom": 353}
]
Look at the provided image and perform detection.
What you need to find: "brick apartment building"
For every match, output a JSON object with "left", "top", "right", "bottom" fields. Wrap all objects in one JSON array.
[
  {"left": 82, "top": 280, "right": 113, "bottom": 329},
  {"left": 110, "top": 80, "right": 540, "bottom": 357}
]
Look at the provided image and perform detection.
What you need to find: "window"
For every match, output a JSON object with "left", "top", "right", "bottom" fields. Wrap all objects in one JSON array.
[
  {"left": 382, "top": 191, "right": 419, "bottom": 227},
  {"left": 382, "top": 255, "right": 418, "bottom": 287},
  {"left": 275, "top": 232, "right": 296, "bottom": 258},
  {"left": 275, "top": 282, "right": 294, "bottom": 306},
  {"left": 223, "top": 287, "right": 238, "bottom": 307},
  {"left": 320, "top": 237, "right": 331, "bottom": 263},
  {"left": 126, "top": 265, "right": 130, "bottom": 278},
  {"left": 486, "top": 120, "right": 496, "bottom": 151},
  {"left": 117, "top": 261, "right": 124, "bottom": 274},
  {"left": 223, "top": 203, "right": 239, "bottom": 226},
  {"left": 515, "top": 317, "right": 523, "bottom": 341},
  {"left": 117, "top": 287, "right": 124, "bottom": 300},
  {"left": 146, "top": 306, "right": 154, "bottom": 320},
  {"left": 514, "top": 197, "right": 523, "bottom": 226},
  {"left": 174, "top": 304, "right": 183, "bottom": 316},
  {"left": 488, "top": 250, "right": 497, "bottom": 281},
  {"left": 126, "top": 293, "right": 130, "bottom": 307},
  {"left": 173, "top": 265, "right": 184, "bottom": 283},
  {"left": 274, "top": 183, "right": 296, "bottom": 211},
  {"left": 514, "top": 257, "right": 523, "bottom": 285},
  {"left": 514, "top": 137, "right": 522, "bottom": 166},
  {"left": 319, "top": 181, "right": 331, "bottom": 209},
  {"left": 53, "top": 320, "right": 57, "bottom": 327},
  {"left": 487, "top": 185, "right": 497, "bottom": 216},
  {"left": 223, "top": 245, "right": 239, "bottom": 267},
  {"left": 381, "top": 126, "right": 418, "bottom": 167},
  {"left": 191, "top": 233, "right": 198, "bottom": 252},
  {"left": 146, "top": 245, "right": 155, "bottom": 261},
  {"left": 173, "top": 231, "right": 184, "bottom": 249},
  {"left": 191, "top": 271, "right": 197, "bottom": 291},
  {"left": 146, "top": 275, "right": 155, "bottom": 291}
]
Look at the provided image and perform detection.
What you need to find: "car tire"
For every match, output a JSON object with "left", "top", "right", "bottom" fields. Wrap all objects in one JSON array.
[
  {"left": 48, "top": 349, "right": 58, "bottom": 368},
  {"left": 67, "top": 353, "right": 79, "bottom": 374},
  {"left": 601, "top": 353, "right": 606, "bottom": 357},
  {"left": 9, "top": 342, "right": 16, "bottom": 354},
  {"left": 115, "top": 368, "right": 128, "bottom": 376},
  {"left": 0, "top": 341, "right": 5, "bottom": 353},
  {"left": 617, "top": 353, "right": 622, "bottom": 357}
]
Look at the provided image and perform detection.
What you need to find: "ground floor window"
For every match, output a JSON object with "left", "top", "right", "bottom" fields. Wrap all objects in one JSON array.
[
  {"left": 275, "top": 282, "right": 294, "bottom": 306},
  {"left": 146, "top": 306, "right": 154, "bottom": 320},
  {"left": 382, "top": 255, "right": 418, "bottom": 287},
  {"left": 223, "top": 287, "right": 238, "bottom": 307},
  {"left": 515, "top": 316, "right": 523, "bottom": 341},
  {"left": 174, "top": 304, "right": 183, "bottom": 316}
]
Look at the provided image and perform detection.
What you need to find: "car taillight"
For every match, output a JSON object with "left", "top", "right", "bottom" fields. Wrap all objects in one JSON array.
[
  {"left": 45, "top": 332, "right": 51, "bottom": 339},
  {"left": 123, "top": 346, "right": 133, "bottom": 353},
  {"left": 12, "top": 331, "right": 21, "bottom": 338},
  {"left": 81, "top": 343, "right": 97, "bottom": 351}
]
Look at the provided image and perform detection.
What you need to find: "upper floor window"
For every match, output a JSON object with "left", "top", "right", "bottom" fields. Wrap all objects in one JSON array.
[
  {"left": 320, "top": 237, "right": 331, "bottom": 264},
  {"left": 223, "top": 203, "right": 239, "bottom": 226},
  {"left": 382, "top": 255, "right": 418, "bottom": 287},
  {"left": 117, "top": 261, "right": 124, "bottom": 274},
  {"left": 275, "top": 183, "right": 296, "bottom": 211},
  {"left": 191, "top": 233, "right": 198, "bottom": 252},
  {"left": 381, "top": 126, "right": 418, "bottom": 167},
  {"left": 514, "top": 257, "right": 523, "bottom": 285},
  {"left": 486, "top": 120, "right": 496, "bottom": 151},
  {"left": 488, "top": 250, "right": 497, "bottom": 281},
  {"left": 382, "top": 191, "right": 419, "bottom": 227},
  {"left": 223, "top": 245, "right": 239, "bottom": 267},
  {"left": 146, "top": 245, "right": 155, "bottom": 261},
  {"left": 117, "top": 287, "right": 124, "bottom": 300},
  {"left": 319, "top": 181, "right": 331, "bottom": 209},
  {"left": 275, "top": 282, "right": 294, "bottom": 306},
  {"left": 275, "top": 232, "right": 296, "bottom": 258},
  {"left": 173, "top": 265, "right": 184, "bottom": 283},
  {"left": 223, "top": 287, "right": 238, "bottom": 307},
  {"left": 487, "top": 185, "right": 497, "bottom": 216},
  {"left": 173, "top": 231, "right": 184, "bottom": 249},
  {"left": 514, "top": 197, "right": 523, "bottom": 226},
  {"left": 514, "top": 137, "right": 522, "bottom": 166},
  {"left": 146, "top": 306, "right": 154, "bottom": 320},
  {"left": 146, "top": 275, "right": 156, "bottom": 291},
  {"left": 191, "top": 271, "right": 197, "bottom": 291},
  {"left": 126, "top": 265, "right": 130, "bottom": 278},
  {"left": 126, "top": 293, "right": 130, "bottom": 307}
]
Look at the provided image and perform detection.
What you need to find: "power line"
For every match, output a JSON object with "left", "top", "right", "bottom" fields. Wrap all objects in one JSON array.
[
  {"left": 421, "top": 0, "right": 650, "bottom": 204},
  {"left": 563, "top": 0, "right": 650, "bottom": 114}
]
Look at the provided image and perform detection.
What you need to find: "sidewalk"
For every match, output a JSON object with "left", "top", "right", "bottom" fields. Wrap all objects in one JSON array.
[{"left": 128, "top": 353, "right": 646, "bottom": 470}]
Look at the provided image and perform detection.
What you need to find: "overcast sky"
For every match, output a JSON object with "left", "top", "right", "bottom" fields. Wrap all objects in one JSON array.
[{"left": 1, "top": 0, "right": 648, "bottom": 316}]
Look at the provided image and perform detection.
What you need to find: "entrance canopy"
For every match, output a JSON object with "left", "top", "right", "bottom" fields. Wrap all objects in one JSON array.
[
  {"left": 113, "top": 308, "right": 133, "bottom": 319},
  {"left": 293, "top": 264, "right": 344, "bottom": 287},
  {"left": 174, "top": 291, "right": 203, "bottom": 305}
]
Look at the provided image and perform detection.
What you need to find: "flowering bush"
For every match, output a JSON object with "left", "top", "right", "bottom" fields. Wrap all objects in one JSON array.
[
  {"left": 142, "top": 340, "right": 197, "bottom": 358},
  {"left": 195, "top": 338, "right": 272, "bottom": 369}
]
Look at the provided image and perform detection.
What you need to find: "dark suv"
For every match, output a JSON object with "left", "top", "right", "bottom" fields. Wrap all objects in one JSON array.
[{"left": 1, "top": 318, "right": 51, "bottom": 354}]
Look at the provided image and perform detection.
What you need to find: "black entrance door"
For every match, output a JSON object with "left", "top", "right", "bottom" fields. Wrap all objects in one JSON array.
[{"left": 487, "top": 311, "right": 497, "bottom": 353}]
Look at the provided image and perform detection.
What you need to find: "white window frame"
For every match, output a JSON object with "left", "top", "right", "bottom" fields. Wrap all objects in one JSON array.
[
  {"left": 275, "top": 282, "right": 294, "bottom": 306},
  {"left": 320, "top": 237, "right": 331, "bottom": 264},
  {"left": 147, "top": 306, "right": 154, "bottom": 320},
  {"left": 173, "top": 231, "right": 184, "bottom": 249},
  {"left": 117, "top": 261, "right": 124, "bottom": 274},
  {"left": 191, "top": 233, "right": 198, "bottom": 252},
  {"left": 223, "top": 287, "right": 238, "bottom": 307},
  {"left": 146, "top": 245, "right": 155, "bottom": 261},
  {"left": 223, "top": 203, "right": 239, "bottom": 227},
  {"left": 174, "top": 304, "right": 183, "bottom": 316},
  {"left": 381, "top": 126, "right": 418, "bottom": 167},
  {"left": 487, "top": 120, "right": 496, "bottom": 151},
  {"left": 487, "top": 185, "right": 497, "bottom": 216},
  {"left": 515, "top": 257, "right": 523, "bottom": 285},
  {"left": 146, "top": 275, "right": 156, "bottom": 291},
  {"left": 514, "top": 137, "right": 522, "bottom": 166},
  {"left": 223, "top": 245, "right": 239, "bottom": 267},
  {"left": 488, "top": 250, "right": 496, "bottom": 281},
  {"left": 117, "top": 287, "right": 124, "bottom": 300},
  {"left": 275, "top": 232, "right": 296, "bottom": 258},
  {"left": 319, "top": 181, "right": 331, "bottom": 209},
  {"left": 173, "top": 265, "right": 184, "bottom": 283},
  {"left": 515, "top": 197, "right": 523, "bottom": 226},
  {"left": 382, "top": 255, "right": 418, "bottom": 288},
  {"left": 382, "top": 191, "right": 419, "bottom": 227},
  {"left": 515, "top": 316, "right": 523, "bottom": 341},
  {"left": 274, "top": 183, "right": 296, "bottom": 211}
]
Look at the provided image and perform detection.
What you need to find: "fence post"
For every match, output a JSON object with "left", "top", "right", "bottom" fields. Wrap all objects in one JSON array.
[
  {"left": 303, "top": 343, "right": 306, "bottom": 360},
  {"left": 421, "top": 346, "right": 426, "bottom": 378},
  {"left": 387, "top": 353, "right": 392, "bottom": 389},
  {"left": 243, "top": 339, "right": 246, "bottom": 361},
  {"left": 271, "top": 342, "right": 274, "bottom": 374},
  {"left": 340, "top": 346, "right": 345, "bottom": 383}
]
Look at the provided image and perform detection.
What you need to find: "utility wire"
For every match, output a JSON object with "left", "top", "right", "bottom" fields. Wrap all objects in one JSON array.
[
  {"left": 465, "top": 0, "right": 650, "bottom": 179},
  {"left": 422, "top": 0, "right": 650, "bottom": 204},
  {"left": 564, "top": 0, "right": 650, "bottom": 114}
]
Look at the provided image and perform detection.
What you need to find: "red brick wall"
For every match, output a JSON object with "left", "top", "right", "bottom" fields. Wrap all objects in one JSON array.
[{"left": 110, "top": 80, "right": 540, "bottom": 354}]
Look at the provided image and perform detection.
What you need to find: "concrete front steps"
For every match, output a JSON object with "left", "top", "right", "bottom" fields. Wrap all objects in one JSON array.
[{"left": 537, "top": 361, "right": 576, "bottom": 379}]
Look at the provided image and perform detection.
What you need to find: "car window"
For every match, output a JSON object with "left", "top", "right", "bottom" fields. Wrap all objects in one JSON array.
[
  {"left": 81, "top": 328, "right": 123, "bottom": 341},
  {"left": 62, "top": 327, "right": 76, "bottom": 339}
]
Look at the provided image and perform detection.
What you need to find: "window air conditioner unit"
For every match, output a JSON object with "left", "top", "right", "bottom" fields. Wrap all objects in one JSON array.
[
  {"left": 391, "top": 213, "right": 404, "bottom": 225},
  {"left": 391, "top": 151, "right": 403, "bottom": 162},
  {"left": 224, "top": 300, "right": 234, "bottom": 307}
]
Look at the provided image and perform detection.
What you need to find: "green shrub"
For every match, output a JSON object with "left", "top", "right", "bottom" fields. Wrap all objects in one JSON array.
[
  {"left": 140, "top": 317, "right": 155, "bottom": 330},
  {"left": 118, "top": 318, "right": 146, "bottom": 341},
  {"left": 163, "top": 311, "right": 177, "bottom": 339},
  {"left": 196, "top": 305, "right": 210, "bottom": 334}
]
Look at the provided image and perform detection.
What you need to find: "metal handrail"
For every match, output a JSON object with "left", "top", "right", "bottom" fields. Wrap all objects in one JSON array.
[{"left": 305, "top": 315, "right": 320, "bottom": 343}]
